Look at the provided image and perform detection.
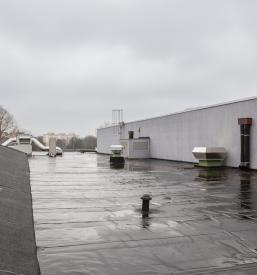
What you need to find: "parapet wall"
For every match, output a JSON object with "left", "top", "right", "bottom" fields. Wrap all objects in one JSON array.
[
  {"left": 0, "top": 146, "right": 40, "bottom": 275},
  {"left": 97, "top": 97, "right": 257, "bottom": 169}
]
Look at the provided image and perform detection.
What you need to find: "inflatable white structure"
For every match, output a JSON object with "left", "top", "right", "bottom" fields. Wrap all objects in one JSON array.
[{"left": 2, "top": 135, "right": 63, "bottom": 156}]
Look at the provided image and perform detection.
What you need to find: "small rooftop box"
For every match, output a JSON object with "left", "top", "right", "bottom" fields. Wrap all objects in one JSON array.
[{"left": 192, "top": 147, "right": 227, "bottom": 167}]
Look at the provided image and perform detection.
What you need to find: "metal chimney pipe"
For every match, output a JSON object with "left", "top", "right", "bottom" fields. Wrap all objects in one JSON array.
[
  {"left": 238, "top": 118, "right": 252, "bottom": 169},
  {"left": 244, "top": 124, "right": 251, "bottom": 168},
  {"left": 240, "top": 124, "right": 245, "bottom": 165}
]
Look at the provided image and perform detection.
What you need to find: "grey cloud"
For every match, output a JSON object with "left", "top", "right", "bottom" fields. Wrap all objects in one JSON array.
[{"left": 0, "top": 0, "right": 257, "bottom": 135}]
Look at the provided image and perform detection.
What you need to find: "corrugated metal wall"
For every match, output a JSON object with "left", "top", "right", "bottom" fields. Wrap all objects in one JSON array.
[{"left": 97, "top": 98, "right": 257, "bottom": 168}]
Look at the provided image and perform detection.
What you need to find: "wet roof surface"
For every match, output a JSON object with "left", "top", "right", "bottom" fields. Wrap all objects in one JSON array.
[{"left": 30, "top": 153, "right": 257, "bottom": 275}]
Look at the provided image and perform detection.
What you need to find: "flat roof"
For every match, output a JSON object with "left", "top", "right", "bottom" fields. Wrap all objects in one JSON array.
[{"left": 30, "top": 153, "right": 257, "bottom": 274}]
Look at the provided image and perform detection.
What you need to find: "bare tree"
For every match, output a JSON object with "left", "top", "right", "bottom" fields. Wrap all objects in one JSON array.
[{"left": 0, "top": 106, "right": 17, "bottom": 142}]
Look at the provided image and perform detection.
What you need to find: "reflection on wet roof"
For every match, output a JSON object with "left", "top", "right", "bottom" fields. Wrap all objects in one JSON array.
[{"left": 30, "top": 153, "right": 257, "bottom": 275}]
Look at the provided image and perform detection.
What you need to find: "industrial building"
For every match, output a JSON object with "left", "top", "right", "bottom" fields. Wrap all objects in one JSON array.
[{"left": 97, "top": 97, "right": 257, "bottom": 169}]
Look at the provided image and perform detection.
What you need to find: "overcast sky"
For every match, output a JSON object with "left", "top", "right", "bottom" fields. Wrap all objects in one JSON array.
[{"left": 1, "top": 0, "right": 257, "bottom": 136}]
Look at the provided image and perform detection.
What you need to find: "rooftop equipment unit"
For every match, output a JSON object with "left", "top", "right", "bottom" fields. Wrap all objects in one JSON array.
[
  {"left": 49, "top": 137, "right": 57, "bottom": 157},
  {"left": 110, "top": 145, "right": 124, "bottom": 156},
  {"left": 192, "top": 147, "right": 227, "bottom": 167},
  {"left": 110, "top": 145, "right": 125, "bottom": 167},
  {"left": 120, "top": 137, "right": 150, "bottom": 159},
  {"left": 18, "top": 136, "right": 32, "bottom": 144}
]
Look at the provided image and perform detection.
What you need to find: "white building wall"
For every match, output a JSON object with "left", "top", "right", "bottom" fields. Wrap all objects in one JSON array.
[
  {"left": 97, "top": 98, "right": 257, "bottom": 168},
  {"left": 97, "top": 127, "right": 120, "bottom": 154}
]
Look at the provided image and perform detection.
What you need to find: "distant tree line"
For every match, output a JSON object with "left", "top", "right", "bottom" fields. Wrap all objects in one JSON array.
[
  {"left": 59, "top": 136, "right": 97, "bottom": 150},
  {"left": 37, "top": 135, "right": 97, "bottom": 150}
]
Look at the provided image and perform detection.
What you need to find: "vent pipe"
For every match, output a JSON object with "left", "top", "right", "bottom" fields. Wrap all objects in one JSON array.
[
  {"left": 128, "top": 131, "right": 134, "bottom": 139},
  {"left": 238, "top": 118, "right": 252, "bottom": 169}
]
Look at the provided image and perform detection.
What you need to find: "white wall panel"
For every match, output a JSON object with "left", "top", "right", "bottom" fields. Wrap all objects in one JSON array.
[{"left": 97, "top": 98, "right": 257, "bottom": 168}]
